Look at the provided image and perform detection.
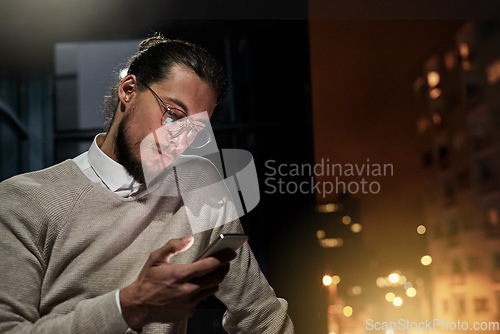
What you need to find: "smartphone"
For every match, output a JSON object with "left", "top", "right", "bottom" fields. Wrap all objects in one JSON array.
[{"left": 195, "top": 233, "right": 248, "bottom": 261}]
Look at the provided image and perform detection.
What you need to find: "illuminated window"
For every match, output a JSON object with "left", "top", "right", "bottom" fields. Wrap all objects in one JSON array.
[
  {"left": 417, "top": 117, "right": 430, "bottom": 134},
  {"left": 459, "top": 43, "right": 469, "bottom": 58},
  {"left": 484, "top": 204, "right": 500, "bottom": 238},
  {"left": 486, "top": 59, "right": 500, "bottom": 85},
  {"left": 444, "top": 50, "right": 456, "bottom": 71}
]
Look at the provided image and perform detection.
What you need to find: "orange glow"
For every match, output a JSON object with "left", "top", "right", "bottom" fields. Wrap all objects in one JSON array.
[
  {"left": 417, "top": 117, "right": 429, "bottom": 134},
  {"left": 430, "top": 88, "right": 442, "bottom": 100},
  {"left": 462, "top": 60, "right": 471, "bottom": 71},
  {"left": 488, "top": 208, "right": 499, "bottom": 226},
  {"left": 444, "top": 50, "right": 456, "bottom": 70},
  {"left": 342, "top": 215, "right": 351, "bottom": 225},
  {"left": 316, "top": 230, "right": 326, "bottom": 239},
  {"left": 427, "top": 71, "right": 440, "bottom": 88},
  {"left": 432, "top": 113, "right": 442, "bottom": 125},
  {"left": 459, "top": 42, "right": 469, "bottom": 58}
]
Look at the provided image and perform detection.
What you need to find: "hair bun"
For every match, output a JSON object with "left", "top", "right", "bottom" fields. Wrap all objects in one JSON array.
[{"left": 138, "top": 34, "right": 167, "bottom": 52}]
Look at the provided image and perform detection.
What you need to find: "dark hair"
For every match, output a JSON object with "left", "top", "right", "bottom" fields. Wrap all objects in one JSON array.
[{"left": 103, "top": 34, "right": 227, "bottom": 129}]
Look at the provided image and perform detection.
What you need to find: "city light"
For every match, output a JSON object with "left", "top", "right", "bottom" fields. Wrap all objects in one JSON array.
[
  {"left": 430, "top": 88, "right": 442, "bottom": 99},
  {"left": 351, "top": 223, "right": 362, "bottom": 233},
  {"left": 332, "top": 275, "right": 341, "bottom": 285},
  {"left": 319, "top": 238, "right": 343, "bottom": 248},
  {"left": 421, "top": 255, "right": 432, "bottom": 266},
  {"left": 342, "top": 215, "right": 351, "bottom": 225},
  {"left": 406, "top": 287, "right": 417, "bottom": 297},
  {"left": 323, "top": 275, "right": 333, "bottom": 286},
  {"left": 417, "top": 224, "right": 426, "bottom": 234},
  {"left": 459, "top": 42, "right": 470, "bottom": 58},
  {"left": 393, "top": 297, "right": 403, "bottom": 307},
  {"left": 432, "top": 112, "right": 442, "bottom": 124},
  {"left": 376, "top": 277, "right": 386, "bottom": 288},
  {"left": 315, "top": 203, "right": 340, "bottom": 213},
  {"left": 343, "top": 306, "right": 353, "bottom": 317},
  {"left": 316, "top": 230, "right": 326, "bottom": 239},
  {"left": 385, "top": 292, "right": 396, "bottom": 302},
  {"left": 351, "top": 286, "right": 362, "bottom": 295},
  {"left": 388, "top": 273, "right": 400, "bottom": 284},
  {"left": 427, "top": 71, "right": 440, "bottom": 88}
]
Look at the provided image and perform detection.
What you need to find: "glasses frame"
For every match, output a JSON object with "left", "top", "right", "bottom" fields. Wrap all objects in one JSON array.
[{"left": 138, "top": 79, "right": 211, "bottom": 148}]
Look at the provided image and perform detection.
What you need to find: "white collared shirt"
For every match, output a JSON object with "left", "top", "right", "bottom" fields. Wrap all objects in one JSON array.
[
  {"left": 73, "top": 133, "right": 143, "bottom": 198},
  {"left": 73, "top": 133, "right": 144, "bottom": 332}
]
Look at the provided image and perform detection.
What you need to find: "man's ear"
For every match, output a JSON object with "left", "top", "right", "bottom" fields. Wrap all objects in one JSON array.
[{"left": 118, "top": 74, "right": 137, "bottom": 108}]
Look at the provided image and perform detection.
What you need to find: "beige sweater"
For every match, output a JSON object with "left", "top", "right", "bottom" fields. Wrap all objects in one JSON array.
[{"left": 0, "top": 159, "right": 294, "bottom": 333}]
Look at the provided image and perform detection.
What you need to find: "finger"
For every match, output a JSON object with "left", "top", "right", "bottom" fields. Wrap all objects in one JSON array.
[
  {"left": 176, "top": 252, "right": 230, "bottom": 281},
  {"left": 152, "top": 236, "right": 194, "bottom": 263},
  {"left": 191, "top": 263, "right": 230, "bottom": 287},
  {"left": 207, "top": 248, "right": 237, "bottom": 263}
]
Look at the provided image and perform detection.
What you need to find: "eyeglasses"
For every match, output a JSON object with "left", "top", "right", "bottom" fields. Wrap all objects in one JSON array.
[{"left": 139, "top": 80, "right": 211, "bottom": 149}]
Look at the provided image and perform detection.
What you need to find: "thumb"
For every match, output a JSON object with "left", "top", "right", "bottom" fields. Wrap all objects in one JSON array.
[{"left": 157, "top": 235, "right": 194, "bottom": 263}]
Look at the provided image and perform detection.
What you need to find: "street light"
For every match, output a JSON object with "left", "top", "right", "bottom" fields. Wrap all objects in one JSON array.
[{"left": 323, "top": 275, "right": 333, "bottom": 286}]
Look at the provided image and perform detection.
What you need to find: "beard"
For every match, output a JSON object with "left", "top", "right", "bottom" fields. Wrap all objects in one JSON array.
[{"left": 114, "top": 113, "right": 146, "bottom": 184}]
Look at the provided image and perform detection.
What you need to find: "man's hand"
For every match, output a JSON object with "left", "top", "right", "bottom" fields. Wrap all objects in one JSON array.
[{"left": 119, "top": 236, "right": 236, "bottom": 330}]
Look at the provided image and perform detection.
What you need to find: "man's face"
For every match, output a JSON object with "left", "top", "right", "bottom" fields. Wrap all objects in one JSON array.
[{"left": 115, "top": 64, "right": 217, "bottom": 184}]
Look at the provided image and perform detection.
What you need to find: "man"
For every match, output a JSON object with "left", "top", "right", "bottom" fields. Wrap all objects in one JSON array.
[{"left": 0, "top": 36, "right": 294, "bottom": 333}]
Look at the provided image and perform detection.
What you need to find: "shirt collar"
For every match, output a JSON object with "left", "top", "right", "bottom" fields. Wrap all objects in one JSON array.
[{"left": 87, "top": 133, "right": 140, "bottom": 193}]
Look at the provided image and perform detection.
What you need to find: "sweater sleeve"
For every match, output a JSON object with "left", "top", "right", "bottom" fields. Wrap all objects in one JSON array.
[
  {"left": 0, "top": 176, "right": 130, "bottom": 334},
  {"left": 212, "top": 222, "right": 295, "bottom": 334}
]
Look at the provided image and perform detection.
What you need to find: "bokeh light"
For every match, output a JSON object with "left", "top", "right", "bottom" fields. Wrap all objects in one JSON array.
[
  {"left": 351, "top": 223, "right": 362, "bottom": 233},
  {"left": 417, "top": 224, "right": 426, "bottom": 234},
  {"left": 406, "top": 287, "right": 417, "bottom": 297},
  {"left": 393, "top": 297, "right": 403, "bottom": 307},
  {"left": 421, "top": 255, "right": 432, "bottom": 266},
  {"left": 343, "top": 306, "right": 353, "bottom": 317},
  {"left": 388, "top": 273, "right": 400, "bottom": 284}
]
